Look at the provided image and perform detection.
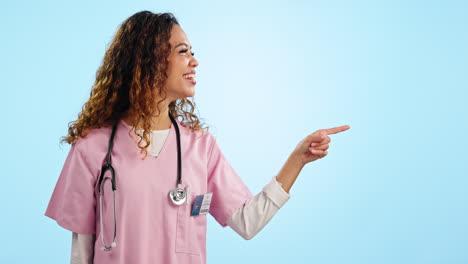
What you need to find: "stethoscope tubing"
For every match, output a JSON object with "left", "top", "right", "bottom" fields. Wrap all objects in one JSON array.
[{"left": 97, "top": 112, "right": 183, "bottom": 251}]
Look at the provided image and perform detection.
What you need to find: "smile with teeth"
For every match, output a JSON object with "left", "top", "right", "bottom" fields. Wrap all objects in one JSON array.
[
  {"left": 183, "top": 73, "right": 196, "bottom": 85},
  {"left": 183, "top": 74, "right": 196, "bottom": 80}
]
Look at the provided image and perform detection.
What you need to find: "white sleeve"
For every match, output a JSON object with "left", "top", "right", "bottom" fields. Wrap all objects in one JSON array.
[
  {"left": 226, "top": 176, "right": 290, "bottom": 240},
  {"left": 71, "top": 232, "right": 95, "bottom": 264}
]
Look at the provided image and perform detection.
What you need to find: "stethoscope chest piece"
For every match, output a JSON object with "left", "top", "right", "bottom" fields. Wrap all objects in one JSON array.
[{"left": 169, "top": 186, "right": 187, "bottom": 205}]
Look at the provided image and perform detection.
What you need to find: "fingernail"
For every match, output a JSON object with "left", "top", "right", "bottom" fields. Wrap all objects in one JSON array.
[{"left": 311, "top": 143, "right": 317, "bottom": 147}]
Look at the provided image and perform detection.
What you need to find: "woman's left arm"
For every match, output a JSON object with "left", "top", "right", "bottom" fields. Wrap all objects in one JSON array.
[{"left": 227, "top": 125, "right": 350, "bottom": 239}]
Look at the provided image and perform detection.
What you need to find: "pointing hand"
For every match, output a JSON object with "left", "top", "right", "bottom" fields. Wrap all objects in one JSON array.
[{"left": 293, "top": 125, "right": 351, "bottom": 165}]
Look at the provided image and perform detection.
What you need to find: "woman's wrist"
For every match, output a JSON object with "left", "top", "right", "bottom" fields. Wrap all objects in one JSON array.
[{"left": 275, "top": 153, "right": 305, "bottom": 194}]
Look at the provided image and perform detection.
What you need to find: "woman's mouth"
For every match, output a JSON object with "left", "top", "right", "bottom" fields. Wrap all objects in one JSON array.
[{"left": 182, "top": 74, "right": 196, "bottom": 85}]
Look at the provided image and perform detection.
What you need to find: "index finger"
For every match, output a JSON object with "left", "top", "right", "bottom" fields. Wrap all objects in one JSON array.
[{"left": 323, "top": 125, "right": 350, "bottom": 135}]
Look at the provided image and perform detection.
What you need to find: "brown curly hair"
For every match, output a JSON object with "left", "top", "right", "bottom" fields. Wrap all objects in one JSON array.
[{"left": 60, "top": 11, "right": 209, "bottom": 159}]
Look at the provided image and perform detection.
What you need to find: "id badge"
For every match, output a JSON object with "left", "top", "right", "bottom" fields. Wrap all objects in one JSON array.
[{"left": 191, "top": 193, "right": 213, "bottom": 216}]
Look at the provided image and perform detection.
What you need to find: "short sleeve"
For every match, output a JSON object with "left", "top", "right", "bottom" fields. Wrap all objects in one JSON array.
[
  {"left": 44, "top": 141, "right": 98, "bottom": 234},
  {"left": 207, "top": 135, "right": 254, "bottom": 227}
]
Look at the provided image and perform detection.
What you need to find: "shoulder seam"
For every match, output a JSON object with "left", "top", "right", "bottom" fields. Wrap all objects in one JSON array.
[{"left": 74, "top": 140, "right": 96, "bottom": 181}]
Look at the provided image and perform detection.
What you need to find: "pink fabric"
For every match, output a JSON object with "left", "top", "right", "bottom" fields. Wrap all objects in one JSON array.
[{"left": 45, "top": 119, "right": 254, "bottom": 264}]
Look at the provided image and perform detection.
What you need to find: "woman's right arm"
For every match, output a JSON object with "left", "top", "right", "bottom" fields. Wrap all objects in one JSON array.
[{"left": 70, "top": 232, "right": 95, "bottom": 264}]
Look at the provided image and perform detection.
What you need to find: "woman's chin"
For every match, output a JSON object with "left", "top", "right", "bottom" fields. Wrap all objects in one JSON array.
[{"left": 185, "top": 87, "right": 195, "bottom": 97}]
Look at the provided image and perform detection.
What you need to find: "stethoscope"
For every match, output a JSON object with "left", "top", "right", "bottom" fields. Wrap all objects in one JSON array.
[{"left": 97, "top": 112, "right": 187, "bottom": 251}]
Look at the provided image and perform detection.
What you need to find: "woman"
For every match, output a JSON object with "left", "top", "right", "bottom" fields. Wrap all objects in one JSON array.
[{"left": 44, "top": 11, "right": 350, "bottom": 264}]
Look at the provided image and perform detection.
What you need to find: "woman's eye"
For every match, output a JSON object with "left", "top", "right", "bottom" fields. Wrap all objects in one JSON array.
[{"left": 179, "top": 49, "right": 195, "bottom": 56}]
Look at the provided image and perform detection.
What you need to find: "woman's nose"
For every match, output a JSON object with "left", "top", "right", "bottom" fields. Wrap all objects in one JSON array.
[{"left": 190, "top": 56, "right": 199, "bottom": 68}]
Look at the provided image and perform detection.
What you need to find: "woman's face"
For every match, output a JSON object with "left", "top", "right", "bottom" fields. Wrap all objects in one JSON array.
[{"left": 164, "top": 24, "right": 199, "bottom": 102}]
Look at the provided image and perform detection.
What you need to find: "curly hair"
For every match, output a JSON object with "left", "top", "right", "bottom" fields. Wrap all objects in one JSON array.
[{"left": 60, "top": 11, "right": 209, "bottom": 160}]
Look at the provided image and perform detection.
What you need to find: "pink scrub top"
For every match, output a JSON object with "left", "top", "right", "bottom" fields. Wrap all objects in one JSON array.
[{"left": 45, "top": 118, "right": 254, "bottom": 264}]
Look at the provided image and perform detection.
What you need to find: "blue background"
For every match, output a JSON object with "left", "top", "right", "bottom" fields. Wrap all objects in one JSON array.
[{"left": 1, "top": 0, "right": 467, "bottom": 263}]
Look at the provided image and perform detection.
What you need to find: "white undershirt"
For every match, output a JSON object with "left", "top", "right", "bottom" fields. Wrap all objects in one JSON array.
[{"left": 69, "top": 130, "right": 290, "bottom": 264}]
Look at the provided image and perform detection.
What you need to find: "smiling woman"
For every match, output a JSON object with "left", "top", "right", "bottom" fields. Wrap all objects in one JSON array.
[{"left": 44, "top": 9, "right": 349, "bottom": 264}]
